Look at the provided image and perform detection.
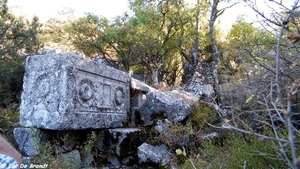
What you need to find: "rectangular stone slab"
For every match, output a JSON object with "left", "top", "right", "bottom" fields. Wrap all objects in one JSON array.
[{"left": 20, "top": 53, "right": 130, "bottom": 130}]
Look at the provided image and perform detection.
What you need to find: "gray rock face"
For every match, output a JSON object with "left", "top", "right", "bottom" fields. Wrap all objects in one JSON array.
[
  {"left": 186, "top": 84, "right": 215, "bottom": 101},
  {"left": 13, "top": 128, "right": 48, "bottom": 156},
  {"left": 138, "top": 90, "right": 196, "bottom": 125},
  {"left": 155, "top": 119, "right": 172, "bottom": 134},
  {"left": 60, "top": 150, "right": 81, "bottom": 169},
  {"left": 138, "top": 143, "right": 171, "bottom": 166},
  {"left": 131, "top": 78, "right": 157, "bottom": 93},
  {"left": 130, "top": 78, "right": 157, "bottom": 126},
  {"left": 20, "top": 53, "right": 130, "bottom": 130}
]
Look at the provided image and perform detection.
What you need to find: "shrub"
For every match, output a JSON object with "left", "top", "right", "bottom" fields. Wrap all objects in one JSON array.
[{"left": 191, "top": 102, "right": 218, "bottom": 129}]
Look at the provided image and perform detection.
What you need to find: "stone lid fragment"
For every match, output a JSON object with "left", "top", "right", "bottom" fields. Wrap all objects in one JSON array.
[{"left": 20, "top": 53, "right": 130, "bottom": 130}]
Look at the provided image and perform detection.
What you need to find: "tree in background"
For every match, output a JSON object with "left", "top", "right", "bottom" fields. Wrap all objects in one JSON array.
[
  {"left": 66, "top": 0, "right": 201, "bottom": 87},
  {"left": 128, "top": 0, "right": 191, "bottom": 87},
  {"left": 0, "top": 0, "right": 42, "bottom": 108}
]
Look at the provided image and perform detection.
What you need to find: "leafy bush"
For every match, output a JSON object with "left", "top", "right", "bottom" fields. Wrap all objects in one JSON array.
[
  {"left": 191, "top": 102, "right": 218, "bottom": 129},
  {"left": 0, "top": 107, "right": 19, "bottom": 127},
  {"left": 226, "top": 132, "right": 287, "bottom": 168},
  {"left": 0, "top": 57, "right": 25, "bottom": 108},
  {"left": 176, "top": 130, "right": 288, "bottom": 169}
]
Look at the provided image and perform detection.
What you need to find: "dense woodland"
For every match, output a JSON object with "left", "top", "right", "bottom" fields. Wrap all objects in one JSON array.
[{"left": 1, "top": 0, "right": 300, "bottom": 168}]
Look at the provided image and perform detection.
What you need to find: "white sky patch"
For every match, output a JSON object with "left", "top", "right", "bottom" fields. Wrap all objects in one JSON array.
[
  {"left": 7, "top": 0, "right": 296, "bottom": 35},
  {"left": 8, "top": 0, "right": 129, "bottom": 22}
]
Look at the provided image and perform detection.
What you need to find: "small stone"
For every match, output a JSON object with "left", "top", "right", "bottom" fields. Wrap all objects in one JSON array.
[
  {"left": 108, "top": 155, "right": 120, "bottom": 166},
  {"left": 121, "top": 156, "right": 135, "bottom": 166},
  {"left": 60, "top": 150, "right": 81, "bottom": 169},
  {"left": 155, "top": 119, "right": 172, "bottom": 134},
  {"left": 82, "top": 153, "right": 94, "bottom": 167},
  {"left": 138, "top": 143, "right": 172, "bottom": 166}
]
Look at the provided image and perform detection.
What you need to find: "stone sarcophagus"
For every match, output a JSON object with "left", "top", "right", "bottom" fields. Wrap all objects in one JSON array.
[{"left": 20, "top": 53, "right": 130, "bottom": 130}]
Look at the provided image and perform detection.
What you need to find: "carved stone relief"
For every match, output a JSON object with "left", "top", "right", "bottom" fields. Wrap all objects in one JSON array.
[{"left": 75, "top": 69, "right": 128, "bottom": 114}]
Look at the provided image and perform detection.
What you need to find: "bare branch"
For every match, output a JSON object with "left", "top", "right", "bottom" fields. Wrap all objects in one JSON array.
[
  {"left": 264, "top": 96, "right": 293, "bottom": 167},
  {"left": 205, "top": 121, "right": 289, "bottom": 143}
]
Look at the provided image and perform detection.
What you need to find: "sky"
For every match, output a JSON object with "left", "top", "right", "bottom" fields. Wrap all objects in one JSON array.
[
  {"left": 8, "top": 0, "right": 130, "bottom": 22},
  {"left": 7, "top": 0, "right": 296, "bottom": 33},
  {"left": 6, "top": 0, "right": 250, "bottom": 34},
  {"left": 7, "top": 0, "right": 251, "bottom": 22}
]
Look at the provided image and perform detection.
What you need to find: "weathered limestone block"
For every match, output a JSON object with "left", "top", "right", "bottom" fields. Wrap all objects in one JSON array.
[
  {"left": 186, "top": 84, "right": 215, "bottom": 101},
  {"left": 138, "top": 143, "right": 172, "bottom": 166},
  {"left": 13, "top": 128, "right": 49, "bottom": 156},
  {"left": 138, "top": 90, "right": 197, "bottom": 125},
  {"left": 130, "top": 78, "right": 157, "bottom": 126},
  {"left": 131, "top": 78, "right": 157, "bottom": 94},
  {"left": 20, "top": 53, "right": 130, "bottom": 130}
]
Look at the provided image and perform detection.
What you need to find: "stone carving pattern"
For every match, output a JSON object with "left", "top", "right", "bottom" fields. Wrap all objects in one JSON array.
[
  {"left": 114, "top": 86, "right": 125, "bottom": 110},
  {"left": 76, "top": 69, "right": 127, "bottom": 113}
]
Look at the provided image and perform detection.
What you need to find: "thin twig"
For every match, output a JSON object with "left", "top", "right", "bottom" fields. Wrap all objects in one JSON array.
[
  {"left": 264, "top": 96, "right": 293, "bottom": 167},
  {"left": 205, "top": 120, "right": 289, "bottom": 143}
]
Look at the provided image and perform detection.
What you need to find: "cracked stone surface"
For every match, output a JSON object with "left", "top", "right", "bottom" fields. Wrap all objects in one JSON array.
[{"left": 20, "top": 53, "right": 130, "bottom": 130}]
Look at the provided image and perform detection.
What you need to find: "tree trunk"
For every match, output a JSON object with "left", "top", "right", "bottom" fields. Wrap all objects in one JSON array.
[
  {"left": 152, "top": 67, "right": 159, "bottom": 88},
  {"left": 181, "top": 0, "right": 200, "bottom": 84},
  {"left": 192, "top": 0, "right": 200, "bottom": 66},
  {"left": 209, "top": 0, "right": 220, "bottom": 103}
]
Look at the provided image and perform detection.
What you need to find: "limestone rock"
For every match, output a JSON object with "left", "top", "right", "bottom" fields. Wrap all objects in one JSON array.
[
  {"left": 13, "top": 128, "right": 49, "bottom": 156},
  {"left": 130, "top": 78, "right": 157, "bottom": 126},
  {"left": 82, "top": 154, "right": 94, "bottom": 167},
  {"left": 138, "top": 90, "right": 196, "bottom": 125},
  {"left": 20, "top": 53, "right": 130, "bottom": 130},
  {"left": 131, "top": 77, "right": 157, "bottom": 93},
  {"left": 186, "top": 84, "right": 215, "bottom": 101},
  {"left": 60, "top": 150, "right": 81, "bottom": 169},
  {"left": 138, "top": 143, "right": 171, "bottom": 166},
  {"left": 155, "top": 119, "right": 172, "bottom": 134},
  {"left": 108, "top": 155, "right": 121, "bottom": 166}
]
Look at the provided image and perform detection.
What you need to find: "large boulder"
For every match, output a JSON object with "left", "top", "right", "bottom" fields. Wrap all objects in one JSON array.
[
  {"left": 19, "top": 53, "right": 130, "bottom": 130},
  {"left": 137, "top": 89, "right": 198, "bottom": 125}
]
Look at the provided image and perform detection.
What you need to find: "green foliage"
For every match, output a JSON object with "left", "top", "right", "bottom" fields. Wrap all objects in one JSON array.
[
  {"left": 177, "top": 131, "right": 287, "bottom": 169},
  {"left": 226, "top": 133, "right": 287, "bottom": 169},
  {"left": 81, "top": 131, "right": 98, "bottom": 158},
  {"left": 30, "top": 130, "right": 69, "bottom": 169},
  {"left": 0, "top": 57, "right": 25, "bottom": 107},
  {"left": 221, "top": 18, "right": 277, "bottom": 76},
  {"left": 0, "top": 107, "right": 19, "bottom": 148},
  {"left": 0, "top": 0, "right": 42, "bottom": 108},
  {"left": 152, "top": 121, "right": 203, "bottom": 166},
  {"left": 155, "top": 122, "right": 194, "bottom": 149},
  {"left": 65, "top": 0, "right": 209, "bottom": 86},
  {"left": 191, "top": 102, "right": 217, "bottom": 129},
  {"left": 33, "top": 142, "right": 70, "bottom": 169},
  {"left": 0, "top": 107, "right": 19, "bottom": 127}
]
